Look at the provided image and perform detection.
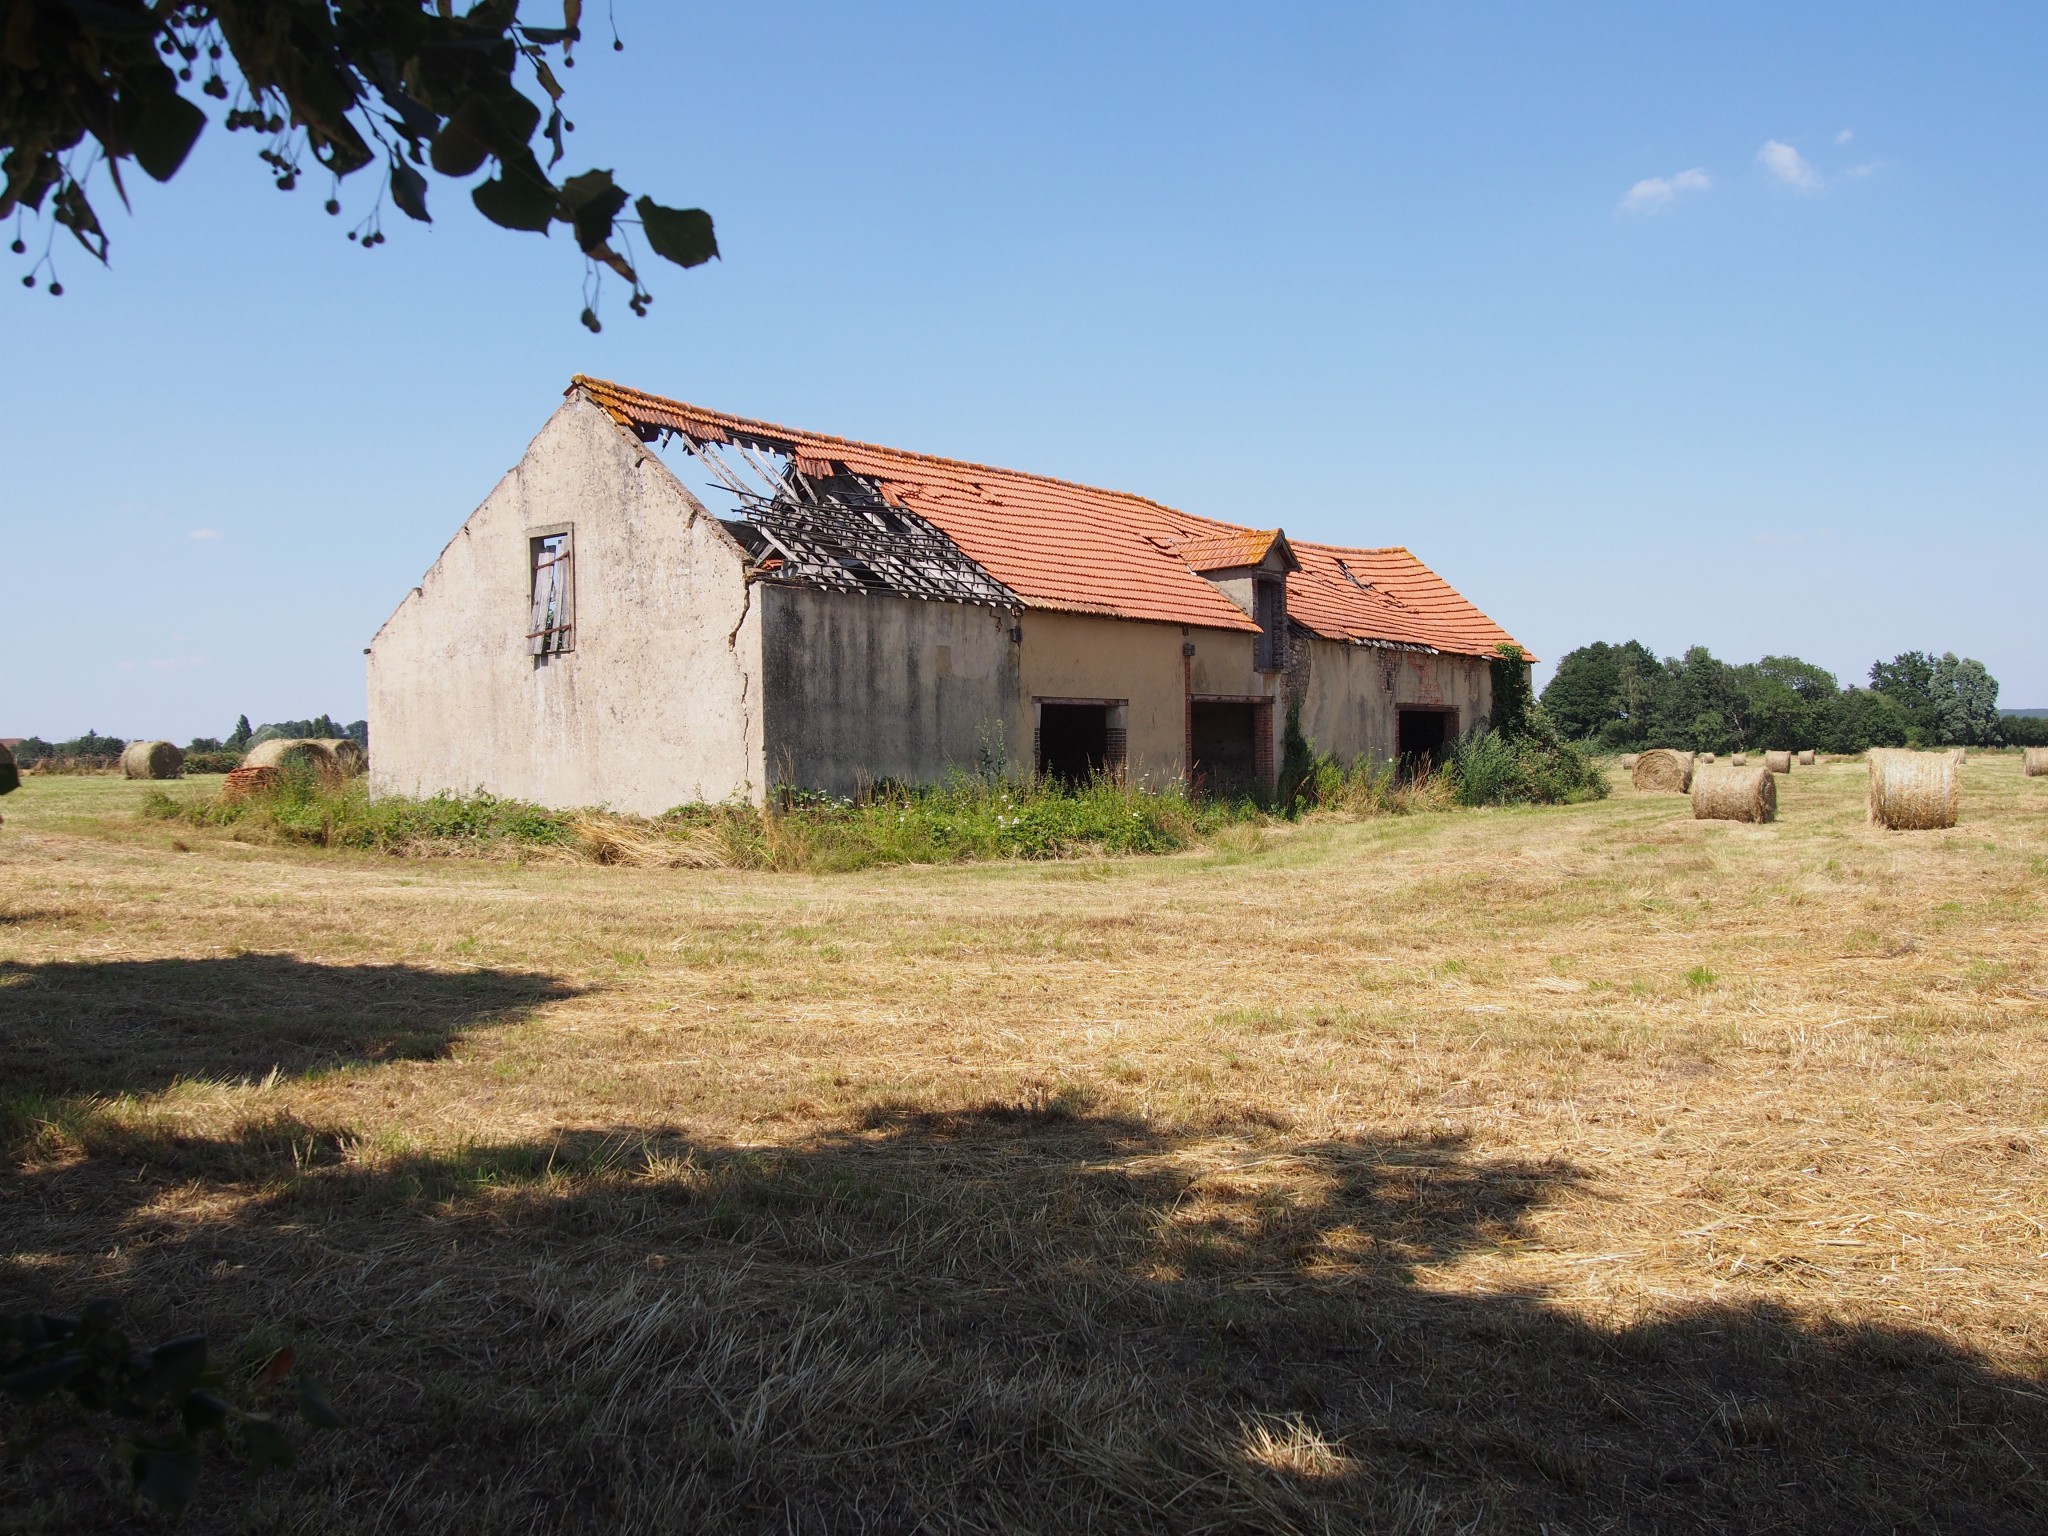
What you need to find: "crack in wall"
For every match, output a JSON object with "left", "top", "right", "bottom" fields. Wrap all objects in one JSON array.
[{"left": 727, "top": 575, "right": 757, "bottom": 800}]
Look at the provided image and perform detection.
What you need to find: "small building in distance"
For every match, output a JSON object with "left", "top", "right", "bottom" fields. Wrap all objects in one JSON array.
[{"left": 367, "top": 378, "right": 1529, "bottom": 813}]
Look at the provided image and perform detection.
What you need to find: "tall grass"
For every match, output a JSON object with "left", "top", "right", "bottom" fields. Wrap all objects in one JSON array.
[
  {"left": 142, "top": 765, "right": 1259, "bottom": 872},
  {"left": 1288, "top": 754, "right": 1457, "bottom": 817},
  {"left": 144, "top": 764, "right": 578, "bottom": 854}
]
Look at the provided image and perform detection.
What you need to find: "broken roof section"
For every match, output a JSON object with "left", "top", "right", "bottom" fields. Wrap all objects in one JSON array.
[{"left": 573, "top": 376, "right": 1529, "bottom": 659}]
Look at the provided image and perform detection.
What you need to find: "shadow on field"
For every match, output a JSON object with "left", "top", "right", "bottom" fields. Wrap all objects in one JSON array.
[
  {"left": 0, "top": 953, "right": 580, "bottom": 1096},
  {"left": 4, "top": 1098, "right": 2045, "bottom": 1533}
]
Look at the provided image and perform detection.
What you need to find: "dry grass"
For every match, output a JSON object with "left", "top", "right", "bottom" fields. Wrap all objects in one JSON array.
[{"left": 4, "top": 761, "right": 2048, "bottom": 1532}]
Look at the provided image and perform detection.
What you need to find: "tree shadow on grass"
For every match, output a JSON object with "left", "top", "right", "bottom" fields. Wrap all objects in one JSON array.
[
  {"left": 0, "top": 954, "right": 582, "bottom": 1097},
  {"left": 3, "top": 1098, "right": 2045, "bottom": 1533}
]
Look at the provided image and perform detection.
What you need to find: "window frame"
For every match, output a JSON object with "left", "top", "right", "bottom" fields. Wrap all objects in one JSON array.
[{"left": 527, "top": 525, "right": 576, "bottom": 657}]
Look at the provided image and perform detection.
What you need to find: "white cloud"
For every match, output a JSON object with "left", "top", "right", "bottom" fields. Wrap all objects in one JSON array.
[
  {"left": 188, "top": 528, "right": 222, "bottom": 541},
  {"left": 1835, "top": 128, "right": 1854, "bottom": 145},
  {"left": 1619, "top": 167, "right": 1712, "bottom": 213},
  {"left": 1757, "top": 139, "right": 1822, "bottom": 192}
]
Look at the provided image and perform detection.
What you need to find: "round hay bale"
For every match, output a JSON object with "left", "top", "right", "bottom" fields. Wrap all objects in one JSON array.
[
  {"left": 2024, "top": 747, "right": 2048, "bottom": 778},
  {"left": 220, "top": 765, "right": 285, "bottom": 804},
  {"left": 1948, "top": 748, "right": 1967, "bottom": 766},
  {"left": 0, "top": 741, "right": 17, "bottom": 797},
  {"left": 1763, "top": 750, "right": 1793, "bottom": 775},
  {"left": 1619, "top": 754, "right": 1640, "bottom": 771},
  {"left": 120, "top": 740, "right": 184, "bottom": 780},
  {"left": 314, "top": 738, "right": 367, "bottom": 777},
  {"left": 1699, "top": 752, "right": 1716, "bottom": 763},
  {"left": 1798, "top": 749, "right": 1816, "bottom": 766},
  {"left": 1631, "top": 749, "right": 1694, "bottom": 793},
  {"left": 1731, "top": 753, "right": 1749, "bottom": 767},
  {"left": 1868, "top": 751, "right": 1958, "bottom": 831},
  {"left": 1692, "top": 765, "right": 1777, "bottom": 823},
  {"left": 242, "top": 738, "right": 341, "bottom": 775}
]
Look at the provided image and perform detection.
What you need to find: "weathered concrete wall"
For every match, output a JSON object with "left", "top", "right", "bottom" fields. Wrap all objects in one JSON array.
[
  {"left": 1018, "top": 611, "right": 1282, "bottom": 786},
  {"left": 1296, "top": 641, "right": 1493, "bottom": 764},
  {"left": 367, "top": 395, "right": 764, "bottom": 814},
  {"left": 759, "top": 587, "right": 1022, "bottom": 796}
]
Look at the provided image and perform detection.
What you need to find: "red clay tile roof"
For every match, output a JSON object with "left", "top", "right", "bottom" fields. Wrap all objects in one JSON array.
[
  {"left": 571, "top": 377, "right": 1527, "bottom": 659},
  {"left": 1159, "top": 528, "right": 1296, "bottom": 574}
]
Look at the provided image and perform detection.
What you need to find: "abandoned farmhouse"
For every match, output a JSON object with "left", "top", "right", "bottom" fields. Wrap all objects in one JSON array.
[{"left": 367, "top": 378, "right": 1529, "bottom": 814}]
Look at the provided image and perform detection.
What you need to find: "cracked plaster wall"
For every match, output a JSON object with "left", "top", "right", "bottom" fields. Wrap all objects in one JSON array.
[{"left": 367, "top": 395, "right": 764, "bottom": 813}]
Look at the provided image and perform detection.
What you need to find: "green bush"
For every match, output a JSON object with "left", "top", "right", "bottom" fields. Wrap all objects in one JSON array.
[
  {"left": 1444, "top": 717, "right": 1608, "bottom": 807},
  {"left": 182, "top": 750, "right": 243, "bottom": 774},
  {"left": 2, "top": 1299, "right": 341, "bottom": 1517},
  {"left": 731, "top": 774, "right": 1221, "bottom": 870}
]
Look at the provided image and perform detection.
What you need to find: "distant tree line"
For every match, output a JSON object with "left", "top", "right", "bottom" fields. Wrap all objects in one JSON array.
[
  {"left": 1539, "top": 645, "right": 2044, "bottom": 754},
  {"left": 9, "top": 716, "right": 368, "bottom": 766}
]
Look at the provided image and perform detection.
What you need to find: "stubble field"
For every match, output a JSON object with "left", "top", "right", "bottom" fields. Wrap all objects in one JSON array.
[{"left": 4, "top": 760, "right": 2046, "bottom": 1533}]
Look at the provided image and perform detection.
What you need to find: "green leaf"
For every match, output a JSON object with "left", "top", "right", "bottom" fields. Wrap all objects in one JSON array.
[
  {"left": 116, "top": 83, "right": 207, "bottom": 183},
  {"left": 182, "top": 1390, "right": 232, "bottom": 1438},
  {"left": 55, "top": 179, "right": 109, "bottom": 261},
  {"left": 133, "top": 1441, "right": 202, "bottom": 1515},
  {"left": 565, "top": 0, "right": 583, "bottom": 38},
  {"left": 240, "top": 1414, "right": 295, "bottom": 1475},
  {"left": 473, "top": 171, "right": 556, "bottom": 233},
  {"left": 634, "top": 198, "right": 719, "bottom": 269},
  {"left": 390, "top": 158, "right": 431, "bottom": 223},
  {"left": 2, "top": 1352, "right": 86, "bottom": 1402},
  {"left": 558, "top": 168, "right": 628, "bottom": 253},
  {"left": 429, "top": 117, "right": 491, "bottom": 179},
  {"left": 135, "top": 1335, "right": 208, "bottom": 1404},
  {"left": 297, "top": 1376, "right": 346, "bottom": 1430}
]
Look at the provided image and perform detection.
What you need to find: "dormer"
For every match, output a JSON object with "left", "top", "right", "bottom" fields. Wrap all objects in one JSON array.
[{"left": 1164, "top": 529, "right": 1299, "bottom": 672}]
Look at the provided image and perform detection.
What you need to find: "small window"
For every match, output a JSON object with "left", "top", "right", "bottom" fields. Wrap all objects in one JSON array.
[
  {"left": 1254, "top": 578, "right": 1286, "bottom": 671},
  {"left": 528, "top": 530, "right": 574, "bottom": 656}
]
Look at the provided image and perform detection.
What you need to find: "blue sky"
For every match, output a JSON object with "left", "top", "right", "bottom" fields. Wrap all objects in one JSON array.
[{"left": 6, "top": 0, "right": 2045, "bottom": 740}]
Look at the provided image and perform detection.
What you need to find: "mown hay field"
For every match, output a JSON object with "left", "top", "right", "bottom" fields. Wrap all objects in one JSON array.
[{"left": 4, "top": 761, "right": 2048, "bottom": 1533}]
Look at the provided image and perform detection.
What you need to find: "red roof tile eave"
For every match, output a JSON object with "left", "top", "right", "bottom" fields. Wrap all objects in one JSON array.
[{"left": 569, "top": 376, "right": 1527, "bottom": 659}]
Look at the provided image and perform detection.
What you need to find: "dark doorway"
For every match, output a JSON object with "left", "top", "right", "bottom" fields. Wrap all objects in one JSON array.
[
  {"left": 1191, "top": 701, "right": 1259, "bottom": 797},
  {"left": 1396, "top": 708, "right": 1451, "bottom": 775},
  {"left": 1038, "top": 703, "right": 1110, "bottom": 786}
]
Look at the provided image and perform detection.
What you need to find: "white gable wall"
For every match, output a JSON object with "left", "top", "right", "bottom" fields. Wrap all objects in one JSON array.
[{"left": 367, "top": 395, "right": 764, "bottom": 813}]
